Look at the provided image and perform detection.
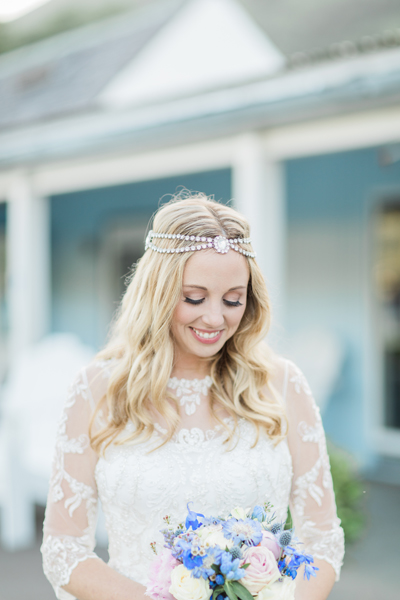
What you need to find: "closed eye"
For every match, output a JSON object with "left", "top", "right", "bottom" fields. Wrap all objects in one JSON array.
[
  {"left": 184, "top": 297, "right": 205, "bottom": 305},
  {"left": 184, "top": 298, "right": 243, "bottom": 307},
  {"left": 224, "top": 300, "right": 243, "bottom": 307}
]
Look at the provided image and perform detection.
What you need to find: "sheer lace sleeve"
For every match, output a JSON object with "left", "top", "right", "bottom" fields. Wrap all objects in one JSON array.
[
  {"left": 284, "top": 359, "right": 345, "bottom": 580},
  {"left": 41, "top": 362, "right": 109, "bottom": 600}
]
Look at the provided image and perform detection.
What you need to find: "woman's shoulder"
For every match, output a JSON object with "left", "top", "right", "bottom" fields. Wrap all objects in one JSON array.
[
  {"left": 76, "top": 357, "right": 119, "bottom": 406},
  {"left": 264, "top": 350, "right": 311, "bottom": 403}
]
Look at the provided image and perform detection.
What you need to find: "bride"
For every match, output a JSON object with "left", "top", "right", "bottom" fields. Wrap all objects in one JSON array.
[{"left": 41, "top": 193, "right": 344, "bottom": 600}]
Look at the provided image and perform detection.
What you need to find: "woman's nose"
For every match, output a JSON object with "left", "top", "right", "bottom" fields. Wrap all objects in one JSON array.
[{"left": 201, "top": 304, "right": 225, "bottom": 328}]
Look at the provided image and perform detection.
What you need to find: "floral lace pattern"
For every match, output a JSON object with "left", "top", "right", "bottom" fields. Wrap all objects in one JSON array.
[
  {"left": 288, "top": 362, "right": 344, "bottom": 579},
  {"left": 167, "top": 375, "right": 213, "bottom": 415},
  {"left": 41, "top": 368, "right": 99, "bottom": 598},
  {"left": 42, "top": 359, "right": 344, "bottom": 598},
  {"left": 42, "top": 533, "right": 97, "bottom": 599}
]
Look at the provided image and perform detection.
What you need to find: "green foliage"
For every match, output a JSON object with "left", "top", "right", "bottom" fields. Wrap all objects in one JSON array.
[{"left": 327, "top": 441, "right": 366, "bottom": 544}]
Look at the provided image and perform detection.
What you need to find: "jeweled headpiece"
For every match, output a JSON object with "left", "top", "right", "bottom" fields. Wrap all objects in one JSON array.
[{"left": 145, "top": 230, "right": 256, "bottom": 258}]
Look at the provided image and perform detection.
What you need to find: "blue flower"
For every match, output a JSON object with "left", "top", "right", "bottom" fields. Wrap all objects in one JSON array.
[
  {"left": 171, "top": 536, "right": 193, "bottom": 560},
  {"left": 251, "top": 505, "right": 266, "bottom": 522},
  {"left": 182, "top": 551, "right": 204, "bottom": 571},
  {"left": 286, "top": 565, "right": 298, "bottom": 580},
  {"left": 222, "top": 518, "right": 263, "bottom": 546},
  {"left": 278, "top": 531, "right": 292, "bottom": 547},
  {"left": 219, "top": 551, "right": 246, "bottom": 581},
  {"left": 185, "top": 503, "right": 205, "bottom": 531},
  {"left": 215, "top": 574, "right": 225, "bottom": 585},
  {"left": 304, "top": 564, "right": 319, "bottom": 580}
]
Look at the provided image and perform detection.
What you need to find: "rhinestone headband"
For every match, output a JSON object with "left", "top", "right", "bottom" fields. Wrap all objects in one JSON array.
[{"left": 145, "top": 230, "right": 256, "bottom": 258}]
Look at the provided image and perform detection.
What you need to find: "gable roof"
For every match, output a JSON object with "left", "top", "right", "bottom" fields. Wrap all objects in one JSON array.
[
  {"left": 100, "top": 0, "right": 285, "bottom": 109},
  {"left": 2, "top": 0, "right": 400, "bottom": 57},
  {"left": 0, "top": 0, "right": 183, "bottom": 129},
  {"left": 1, "top": 0, "right": 400, "bottom": 168},
  {"left": 241, "top": 0, "right": 400, "bottom": 57}
]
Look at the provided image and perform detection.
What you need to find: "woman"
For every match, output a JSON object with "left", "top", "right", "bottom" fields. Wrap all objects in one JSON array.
[{"left": 41, "top": 193, "right": 344, "bottom": 600}]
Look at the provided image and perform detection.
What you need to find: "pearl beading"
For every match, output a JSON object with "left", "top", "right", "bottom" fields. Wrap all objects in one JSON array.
[{"left": 145, "top": 231, "right": 256, "bottom": 258}]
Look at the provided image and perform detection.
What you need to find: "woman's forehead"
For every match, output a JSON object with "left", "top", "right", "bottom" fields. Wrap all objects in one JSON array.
[{"left": 182, "top": 249, "right": 249, "bottom": 288}]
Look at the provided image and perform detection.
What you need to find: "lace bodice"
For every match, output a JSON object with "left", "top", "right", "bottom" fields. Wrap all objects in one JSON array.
[{"left": 41, "top": 359, "right": 344, "bottom": 600}]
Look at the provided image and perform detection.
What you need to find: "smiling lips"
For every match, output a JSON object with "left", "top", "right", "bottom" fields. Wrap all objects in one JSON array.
[{"left": 190, "top": 327, "right": 223, "bottom": 344}]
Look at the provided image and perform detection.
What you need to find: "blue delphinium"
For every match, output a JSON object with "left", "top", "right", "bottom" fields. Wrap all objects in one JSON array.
[
  {"left": 218, "top": 551, "right": 246, "bottom": 580},
  {"left": 251, "top": 505, "right": 266, "bottom": 522},
  {"left": 191, "top": 546, "right": 223, "bottom": 580},
  {"left": 282, "top": 546, "right": 319, "bottom": 580},
  {"left": 222, "top": 518, "right": 263, "bottom": 546},
  {"left": 185, "top": 503, "right": 205, "bottom": 531},
  {"left": 171, "top": 535, "right": 194, "bottom": 561},
  {"left": 304, "top": 562, "right": 319, "bottom": 581}
]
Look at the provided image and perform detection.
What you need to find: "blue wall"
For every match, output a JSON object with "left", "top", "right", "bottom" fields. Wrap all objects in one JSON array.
[
  {"left": 287, "top": 146, "right": 400, "bottom": 222},
  {"left": 285, "top": 147, "right": 400, "bottom": 464},
  {"left": 51, "top": 169, "right": 231, "bottom": 349}
]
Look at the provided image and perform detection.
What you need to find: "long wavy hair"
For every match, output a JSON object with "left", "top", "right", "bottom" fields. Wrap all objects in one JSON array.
[{"left": 90, "top": 192, "right": 286, "bottom": 452}]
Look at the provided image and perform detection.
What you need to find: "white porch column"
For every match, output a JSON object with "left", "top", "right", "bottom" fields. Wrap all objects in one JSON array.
[
  {"left": 1, "top": 172, "right": 51, "bottom": 548},
  {"left": 232, "top": 132, "right": 286, "bottom": 341},
  {"left": 6, "top": 171, "right": 51, "bottom": 361}
]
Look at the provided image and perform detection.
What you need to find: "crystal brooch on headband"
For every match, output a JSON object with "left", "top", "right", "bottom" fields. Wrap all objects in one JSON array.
[{"left": 145, "top": 231, "right": 256, "bottom": 258}]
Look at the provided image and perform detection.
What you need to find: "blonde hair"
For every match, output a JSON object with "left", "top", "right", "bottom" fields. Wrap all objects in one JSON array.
[{"left": 90, "top": 192, "right": 286, "bottom": 452}]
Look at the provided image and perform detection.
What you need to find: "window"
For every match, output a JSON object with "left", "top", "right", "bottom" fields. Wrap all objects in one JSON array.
[{"left": 374, "top": 203, "right": 400, "bottom": 429}]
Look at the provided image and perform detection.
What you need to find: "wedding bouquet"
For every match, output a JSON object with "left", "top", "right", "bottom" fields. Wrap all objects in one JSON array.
[{"left": 146, "top": 503, "right": 318, "bottom": 600}]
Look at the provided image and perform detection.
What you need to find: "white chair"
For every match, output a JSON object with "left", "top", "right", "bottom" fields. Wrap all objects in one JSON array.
[
  {"left": 286, "top": 329, "right": 344, "bottom": 414},
  {"left": 0, "top": 333, "right": 96, "bottom": 550}
]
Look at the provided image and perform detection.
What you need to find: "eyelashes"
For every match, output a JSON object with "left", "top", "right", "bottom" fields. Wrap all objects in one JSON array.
[
  {"left": 224, "top": 300, "right": 243, "bottom": 307},
  {"left": 184, "top": 297, "right": 243, "bottom": 307},
  {"left": 184, "top": 297, "right": 204, "bottom": 305}
]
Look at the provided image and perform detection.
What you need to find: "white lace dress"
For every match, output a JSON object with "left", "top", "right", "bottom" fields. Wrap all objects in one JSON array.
[{"left": 41, "top": 359, "right": 344, "bottom": 600}]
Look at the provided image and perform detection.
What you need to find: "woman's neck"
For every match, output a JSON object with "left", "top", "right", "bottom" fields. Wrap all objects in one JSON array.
[{"left": 171, "top": 351, "right": 211, "bottom": 380}]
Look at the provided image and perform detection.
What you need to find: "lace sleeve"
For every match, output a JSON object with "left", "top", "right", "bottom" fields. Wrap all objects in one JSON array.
[
  {"left": 285, "top": 360, "right": 345, "bottom": 580},
  {"left": 41, "top": 363, "right": 107, "bottom": 600}
]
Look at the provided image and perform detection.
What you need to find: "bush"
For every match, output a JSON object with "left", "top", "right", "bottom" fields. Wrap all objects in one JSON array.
[{"left": 327, "top": 441, "right": 366, "bottom": 543}]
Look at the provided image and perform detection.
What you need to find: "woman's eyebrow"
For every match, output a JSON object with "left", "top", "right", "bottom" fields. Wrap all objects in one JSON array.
[{"left": 183, "top": 285, "right": 247, "bottom": 291}]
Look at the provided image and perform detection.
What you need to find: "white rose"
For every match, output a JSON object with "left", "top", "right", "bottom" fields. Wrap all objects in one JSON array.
[
  {"left": 169, "top": 564, "right": 211, "bottom": 600},
  {"left": 197, "top": 525, "right": 233, "bottom": 549},
  {"left": 231, "top": 507, "right": 248, "bottom": 520},
  {"left": 257, "top": 578, "right": 296, "bottom": 600}
]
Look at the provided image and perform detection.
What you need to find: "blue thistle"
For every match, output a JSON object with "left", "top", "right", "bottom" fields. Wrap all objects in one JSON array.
[
  {"left": 270, "top": 523, "right": 282, "bottom": 535},
  {"left": 279, "top": 531, "right": 292, "bottom": 547},
  {"left": 229, "top": 547, "right": 242, "bottom": 560}
]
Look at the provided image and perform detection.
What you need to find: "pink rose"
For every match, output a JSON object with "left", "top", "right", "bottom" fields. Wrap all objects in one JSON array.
[
  {"left": 240, "top": 546, "right": 280, "bottom": 595},
  {"left": 146, "top": 549, "right": 179, "bottom": 600},
  {"left": 259, "top": 531, "right": 281, "bottom": 560}
]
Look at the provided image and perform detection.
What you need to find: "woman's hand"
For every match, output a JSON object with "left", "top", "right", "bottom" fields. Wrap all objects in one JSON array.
[
  {"left": 64, "top": 557, "right": 149, "bottom": 600},
  {"left": 294, "top": 558, "right": 336, "bottom": 600}
]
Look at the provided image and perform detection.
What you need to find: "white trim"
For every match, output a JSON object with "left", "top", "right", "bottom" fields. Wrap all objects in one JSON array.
[
  {"left": 263, "top": 106, "right": 400, "bottom": 159},
  {"left": 26, "top": 137, "right": 236, "bottom": 197},
  {"left": 2, "top": 106, "right": 400, "bottom": 202}
]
